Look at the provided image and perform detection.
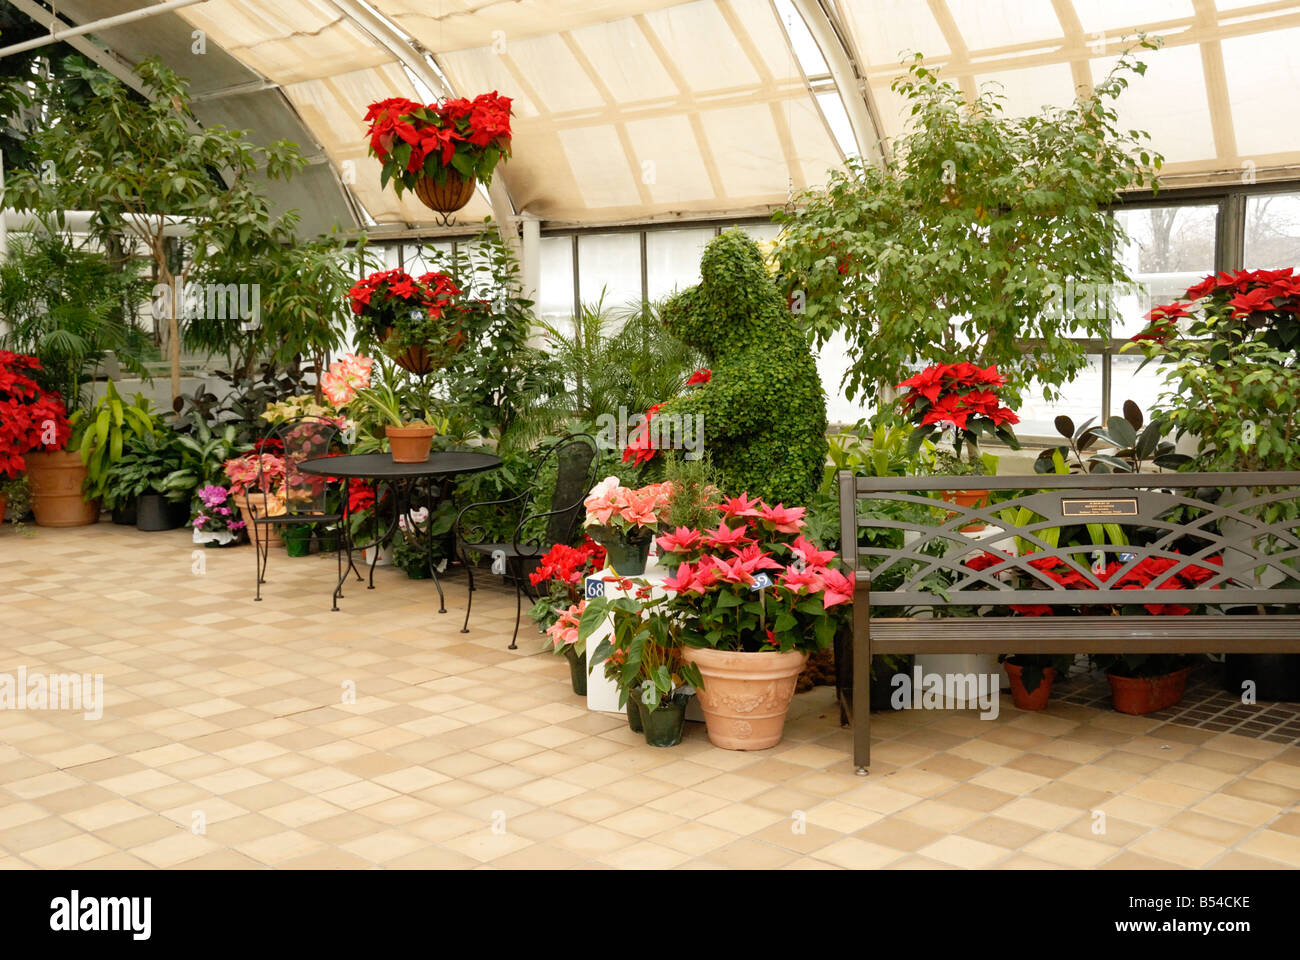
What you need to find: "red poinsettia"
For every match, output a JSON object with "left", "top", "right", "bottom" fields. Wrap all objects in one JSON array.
[
  {"left": 963, "top": 550, "right": 1222, "bottom": 617},
  {"left": 0, "top": 350, "right": 71, "bottom": 478},
  {"left": 896, "top": 361, "right": 1019, "bottom": 463},
  {"left": 364, "top": 92, "right": 513, "bottom": 196},
  {"left": 1133, "top": 267, "right": 1300, "bottom": 347}
]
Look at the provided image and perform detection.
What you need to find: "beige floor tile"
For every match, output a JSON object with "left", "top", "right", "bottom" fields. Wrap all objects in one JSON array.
[
  {"left": 811, "top": 837, "right": 905, "bottom": 870},
  {"left": 1022, "top": 832, "right": 1114, "bottom": 868},
  {"left": 993, "top": 797, "right": 1081, "bottom": 831},
  {"left": 1128, "top": 828, "right": 1228, "bottom": 868},
  {"left": 1234, "top": 829, "right": 1300, "bottom": 867}
]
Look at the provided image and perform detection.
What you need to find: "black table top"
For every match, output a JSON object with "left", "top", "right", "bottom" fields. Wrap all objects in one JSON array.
[{"left": 298, "top": 451, "right": 502, "bottom": 479}]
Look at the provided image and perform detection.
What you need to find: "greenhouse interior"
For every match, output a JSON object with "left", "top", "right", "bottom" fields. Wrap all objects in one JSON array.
[{"left": 0, "top": 0, "right": 1299, "bottom": 887}]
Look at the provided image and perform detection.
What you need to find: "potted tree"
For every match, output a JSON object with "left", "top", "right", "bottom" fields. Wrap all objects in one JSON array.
[
  {"left": 1128, "top": 267, "right": 1300, "bottom": 701},
  {"left": 363, "top": 93, "right": 512, "bottom": 215}
]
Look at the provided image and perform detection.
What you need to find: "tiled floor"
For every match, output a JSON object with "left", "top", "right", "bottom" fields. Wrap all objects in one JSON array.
[{"left": 1, "top": 522, "right": 1298, "bottom": 870}]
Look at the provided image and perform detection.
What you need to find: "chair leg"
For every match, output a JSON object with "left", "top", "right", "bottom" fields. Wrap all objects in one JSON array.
[
  {"left": 332, "top": 526, "right": 342, "bottom": 612},
  {"left": 253, "top": 525, "right": 263, "bottom": 602},
  {"left": 509, "top": 559, "right": 523, "bottom": 651},
  {"left": 460, "top": 548, "right": 475, "bottom": 634}
]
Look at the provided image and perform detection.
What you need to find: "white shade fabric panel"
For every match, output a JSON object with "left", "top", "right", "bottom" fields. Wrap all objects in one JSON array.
[
  {"left": 155, "top": 0, "right": 1300, "bottom": 229},
  {"left": 840, "top": 0, "right": 1300, "bottom": 187}
]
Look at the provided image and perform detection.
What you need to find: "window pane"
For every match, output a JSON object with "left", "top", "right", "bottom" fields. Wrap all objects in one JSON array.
[
  {"left": 537, "top": 236, "right": 574, "bottom": 325},
  {"left": 1245, "top": 192, "right": 1300, "bottom": 269},
  {"left": 1017, "top": 355, "right": 1104, "bottom": 438},
  {"left": 1111, "top": 351, "right": 1174, "bottom": 423},
  {"left": 646, "top": 228, "right": 712, "bottom": 301},
  {"left": 1114, "top": 205, "right": 1218, "bottom": 338},
  {"left": 578, "top": 233, "right": 642, "bottom": 309}
]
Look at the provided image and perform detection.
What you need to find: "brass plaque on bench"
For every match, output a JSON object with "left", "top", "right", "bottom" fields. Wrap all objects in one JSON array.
[{"left": 1061, "top": 497, "right": 1139, "bottom": 518}]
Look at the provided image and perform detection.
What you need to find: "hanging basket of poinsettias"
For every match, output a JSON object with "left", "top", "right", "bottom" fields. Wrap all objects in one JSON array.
[{"left": 363, "top": 94, "right": 512, "bottom": 217}]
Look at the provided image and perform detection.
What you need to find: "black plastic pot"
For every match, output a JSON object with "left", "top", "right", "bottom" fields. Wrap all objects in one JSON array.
[
  {"left": 626, "top": 686, "right": 644, "bottom": 733},
  {"left": 870, "top": 655, "right": 915, "bottom": 712},
  {"left": 135, "top": 494, "right": 188, "bottom": 531},
  {"left": 111, "top": 498, "right": 137, "bottom": 525},
  {"left": 637, "top": 694, "right": 688, "bottom": 747},
  {"left": 562, "top": 645, "right": 587, "bottom": 696},
  {"left": 1223, "top": 655, "right": 1300, "bottom": 702}
]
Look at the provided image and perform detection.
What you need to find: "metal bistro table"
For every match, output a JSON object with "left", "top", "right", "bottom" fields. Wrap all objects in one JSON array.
[{"left": 298, "top": 451, "right": 501, "bottom": 614}]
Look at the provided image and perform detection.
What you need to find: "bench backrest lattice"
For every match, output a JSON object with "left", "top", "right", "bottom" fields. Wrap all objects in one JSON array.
[
  {"left": 835, "top": 470, "right": 1300, "bottom": 775},
  {"left": 838, "top": 472, "right": 1300, "bottom": 611}
]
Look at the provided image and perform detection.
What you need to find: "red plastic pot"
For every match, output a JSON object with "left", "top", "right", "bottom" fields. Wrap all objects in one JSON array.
[{"left": 1107, "top": 666, "right": 1191, "bottom": 715}]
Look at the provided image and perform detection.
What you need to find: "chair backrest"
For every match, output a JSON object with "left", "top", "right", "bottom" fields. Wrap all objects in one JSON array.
[
  {"left": 513, "top": 433, "right": 600, "bottom": 552},
  {"left": 253, "top": 415, "right": 345, "bottom": 518}
]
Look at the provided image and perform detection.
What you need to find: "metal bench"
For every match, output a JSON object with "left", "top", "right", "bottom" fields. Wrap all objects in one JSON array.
[{"left": 837, "top": 470, "right": 1300, "bottom": 774}]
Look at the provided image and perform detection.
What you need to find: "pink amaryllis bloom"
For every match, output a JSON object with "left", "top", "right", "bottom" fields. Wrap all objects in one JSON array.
[
  {"left": 656, "top": 526, "right": 703, "bottom": 556},
  {"left": 820, "top": 568, "right": 855, "bottom": 608},
  {"left": 758, "top": 502, "right": 806, "bottom": 534},
  {"left": 717, "top": 493, "right": 764, "bottom": 520},
  {"left": 321, "top": 353, "right": 374, "bottom": 408},
  {"left": 790, "top": 535, "right": 835, "bottom": 568},
  {"left": 702, "top": 519, "right": 752, "bottom": 551}
]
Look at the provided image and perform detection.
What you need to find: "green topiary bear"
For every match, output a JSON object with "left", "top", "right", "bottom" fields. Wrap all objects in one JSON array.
[{"left": 659, "top": 229, "right": 828, "bottom": 506}]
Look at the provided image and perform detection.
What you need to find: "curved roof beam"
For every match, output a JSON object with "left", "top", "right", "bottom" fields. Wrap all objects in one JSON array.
[
  {"left": 325, "top": 0, "right": 520, "bottom": 251},
  {"left": 787, "top": 0, "right": 887, "bottom": 167}
]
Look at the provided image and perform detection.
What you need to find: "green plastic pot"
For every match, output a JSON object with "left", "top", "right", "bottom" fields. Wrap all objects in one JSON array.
[
  {"left": 588, "top": 527, "right": 652, "bottom": 576},
  {"left": 283, "top": 526, "right": 313, "bottom": 557},
  {"left": 562, "top": 645, "right": 587, "bottom": 696},
  {"left": 403, "top": 563, "right": 431, "bottom": 580},
  {"left": 636, "top": 693, "right": 689, "bottom": 747}
]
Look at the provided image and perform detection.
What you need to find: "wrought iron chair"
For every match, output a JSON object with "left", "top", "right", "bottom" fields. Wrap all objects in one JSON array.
[
  {"left": 456, "top": 433, "right": 600, "bottom": 648},
  {"left": 246, "top": 415, "right": 355, "bottom": 609}
]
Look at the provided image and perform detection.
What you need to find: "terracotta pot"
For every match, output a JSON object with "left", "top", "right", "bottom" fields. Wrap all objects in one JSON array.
[
  {"left": 379, "top": 326, "right": 467, "bottom": 376},
  {"left": 231, "top": 491, "right": 284, "bottom": 549},
  {"left": 25, "top": 450, "right": 99, "bottom": 527},
  {"left": 1003, "top": 661, "right": 1056, "bottom": 710},
  {"left": 386, "top": 423, "right": 437, "bottom": 463},
  {"left": 1107, "top": 666, "right": 1191, "bottom": 715},
  {"left": 941, "top": 488, "right": 990, "bottom": 532},
  {"left": 414, "top": 170, "right": 477, "bottom": 214},
  {"left": 682, "top": 647, "right": 807, "bottom": 750}
]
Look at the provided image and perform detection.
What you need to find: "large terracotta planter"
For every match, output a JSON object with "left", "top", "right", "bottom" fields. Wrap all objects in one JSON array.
[
  {"left": 386, "top": 423, "right": 437, "bottom": 463},
  {"left": 414, "top": 170, "right": 477, "bottom": 214},
  {"left": 1003, "top": 661, "right": 1056, "bottom": 711},
  {"left": 682, "top": 647, "right": 807, "bottom": 750},
  {"left": 25, "top": 450, "right": 99, "bottom": 527},
  {"left": 231, "top": 491, "right": 283, "bottom": 549},
  {"left": 941, "top": 488, "right": 990, "bottom": 532},
  {"left": 1107, "top": 666, "right": 1191, "bottom": 715}
]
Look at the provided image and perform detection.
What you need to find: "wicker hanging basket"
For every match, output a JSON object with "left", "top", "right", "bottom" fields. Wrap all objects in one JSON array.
[{"left": 413, "top": 170, "right": 477, "bottom": 214}]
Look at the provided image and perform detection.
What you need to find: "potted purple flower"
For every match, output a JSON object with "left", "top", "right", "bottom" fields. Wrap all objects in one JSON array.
[{"left": 192, "top": 484, "right": 246, "bottom": 547}]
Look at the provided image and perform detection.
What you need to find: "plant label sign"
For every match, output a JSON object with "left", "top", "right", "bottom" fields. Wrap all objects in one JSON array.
[
  {"left": 1060, "top": 497, "right": 1138, "bottom": 518},
  {"left": 585, "top": 577, "right": 605, "bottom": 599},
  {"left": 750, "top": 572, "right": 774, "bottom": 591}
]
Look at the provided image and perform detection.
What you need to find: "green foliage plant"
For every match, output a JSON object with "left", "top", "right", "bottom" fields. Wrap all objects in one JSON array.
[{"left": 773, "top": 40, "right": 1163, "bottom": 409}]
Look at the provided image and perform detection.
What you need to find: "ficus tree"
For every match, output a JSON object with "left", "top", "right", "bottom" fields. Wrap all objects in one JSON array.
[
  {"left": 3, "top": 56, "right": 308, "bottom": 404},
  {"left": 774, "top": 39, "right": 1164, "bottom": 412}
]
